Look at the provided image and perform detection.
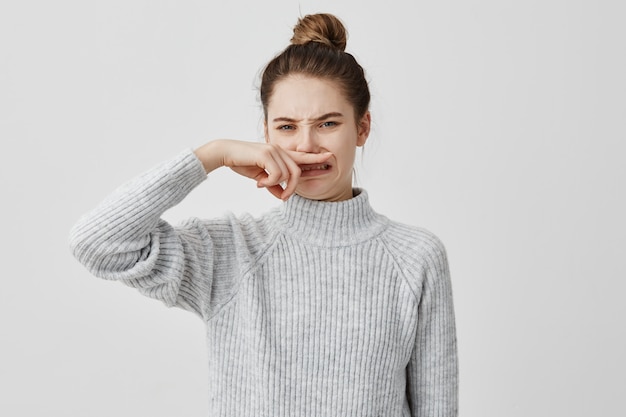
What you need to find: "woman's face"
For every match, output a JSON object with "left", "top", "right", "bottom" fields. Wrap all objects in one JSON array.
[{"left": 265, "top": 75, "right": 370, "bottom": 202}]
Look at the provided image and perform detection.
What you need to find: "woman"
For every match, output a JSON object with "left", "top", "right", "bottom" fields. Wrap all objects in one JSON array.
[{"left": 70, "top": 13, "right": 458, "bottom": 416}]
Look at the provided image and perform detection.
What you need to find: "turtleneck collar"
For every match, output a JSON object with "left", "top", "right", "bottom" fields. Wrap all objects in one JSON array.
[{"left": 273, "top": 188, "right": 389, "bottom": 247}]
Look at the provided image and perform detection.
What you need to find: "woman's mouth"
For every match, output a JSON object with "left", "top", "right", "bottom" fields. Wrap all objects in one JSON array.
[
  {"left": 301, "top": 164, "right": 329, "bottom": 171},
  {"left": 299, "top": 163, "right": 331, "bottom": 177}
]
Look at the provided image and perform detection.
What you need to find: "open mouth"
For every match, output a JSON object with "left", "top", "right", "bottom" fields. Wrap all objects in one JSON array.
[{"left": 300, "top": 164, "right": 330, "bottom": 171}]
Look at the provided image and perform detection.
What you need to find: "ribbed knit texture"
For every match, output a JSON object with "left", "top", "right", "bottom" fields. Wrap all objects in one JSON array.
[{"left": 69, "top": 149, "right": 458, "bottom": 416}]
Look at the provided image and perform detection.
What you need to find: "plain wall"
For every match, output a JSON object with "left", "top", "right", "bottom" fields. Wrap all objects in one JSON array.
[{"left": 1, "top": 0, "right": 624, "bottom": 415}]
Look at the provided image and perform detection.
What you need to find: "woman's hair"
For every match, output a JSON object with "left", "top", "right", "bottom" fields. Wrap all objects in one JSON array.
[{"left": 260, "top": 13, "right": 370, "bottom": 120}]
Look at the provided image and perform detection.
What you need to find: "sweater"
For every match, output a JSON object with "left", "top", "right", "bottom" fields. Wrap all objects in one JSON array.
[{"left": 69, "top": 149, "right": 458, "bottom": 417}]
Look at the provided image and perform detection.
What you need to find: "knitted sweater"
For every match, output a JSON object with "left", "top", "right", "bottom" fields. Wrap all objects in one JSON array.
[{"left": 69, "top": 149, "right": 458, "bottom": 416}]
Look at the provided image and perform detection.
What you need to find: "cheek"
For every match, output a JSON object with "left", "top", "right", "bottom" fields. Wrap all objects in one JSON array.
[{"left": 267, "top": 135, "right": 296, "bottom": 151}]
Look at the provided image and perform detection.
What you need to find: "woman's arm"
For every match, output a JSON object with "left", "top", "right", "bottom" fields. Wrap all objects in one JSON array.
[
  {"left": 69, "top": 149, "right": 216, "bottom": 317},
  {"left": 69, "top": 141, "right": 333, "bottom": 318},
  {"left": 406, "top": 241, "right": 459, "bottom": 416}
]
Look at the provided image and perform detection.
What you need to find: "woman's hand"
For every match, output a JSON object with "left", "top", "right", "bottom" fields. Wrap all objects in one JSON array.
[{"left": 194, "top": 140, "right": 331, "bottom": 200}]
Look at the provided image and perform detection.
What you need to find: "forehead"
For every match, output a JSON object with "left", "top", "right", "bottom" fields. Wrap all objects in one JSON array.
[{"left": 267, "top": 75, "right": 353, "bottom": 119}]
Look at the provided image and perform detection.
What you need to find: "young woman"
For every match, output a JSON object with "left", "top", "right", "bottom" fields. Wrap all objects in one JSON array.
[{"left": 70, "top": 13, "right": 458, "bottom": 416}]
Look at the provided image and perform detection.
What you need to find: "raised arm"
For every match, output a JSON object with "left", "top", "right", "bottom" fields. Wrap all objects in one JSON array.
[
  {"left": 69, "top": 149, "right": 216, "bottom": 316},
  {"left": 69, "top": 141, "right": 334, "bottom": 318}
]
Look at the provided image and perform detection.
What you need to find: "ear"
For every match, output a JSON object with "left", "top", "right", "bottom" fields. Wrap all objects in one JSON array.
[{"left": 356, "top": 111, "right": 371, "bottom": 147}]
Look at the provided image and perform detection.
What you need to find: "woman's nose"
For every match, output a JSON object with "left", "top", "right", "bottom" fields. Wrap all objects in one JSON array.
[{"left": 295, "top": 128, "right": 320, "bottom": 153}]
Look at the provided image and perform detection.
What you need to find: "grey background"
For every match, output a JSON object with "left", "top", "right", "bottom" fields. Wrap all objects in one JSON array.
[{"left": 1, "top": 0, "right": 624, "bottom": 415}]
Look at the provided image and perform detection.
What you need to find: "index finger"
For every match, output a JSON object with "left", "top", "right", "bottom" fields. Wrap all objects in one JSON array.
[
  {"left": 285, "top": 150, "right": 333, "bottom": 165},
  {"left": 278, "top": 150, "right": 304, "bottom": 200}
]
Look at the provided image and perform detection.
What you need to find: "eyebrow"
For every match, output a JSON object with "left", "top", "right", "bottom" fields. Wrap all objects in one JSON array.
[{"left": 272, "top": 112, "right": 344, "bottom": 123}]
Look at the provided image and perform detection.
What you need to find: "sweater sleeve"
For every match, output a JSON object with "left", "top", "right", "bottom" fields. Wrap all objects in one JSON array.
[
  {"left": 69, "top": 149, "right": 220, "bottom": 319},
  {"left": 406, "top": 238, "right": 459, "bottom": 417}
]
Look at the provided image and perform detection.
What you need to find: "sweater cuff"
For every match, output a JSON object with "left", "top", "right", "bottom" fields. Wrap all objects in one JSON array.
[
  {"left": 172, "top": 148, "right": 210, "bottom": 195},
  {"left": 99, "top": 148, "right": 208, "bottom": 217}
]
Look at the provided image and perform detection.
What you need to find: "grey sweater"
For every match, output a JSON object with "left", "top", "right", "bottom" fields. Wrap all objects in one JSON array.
[{"left": 69, "top": 149, "right": 458, "bottom": 416}]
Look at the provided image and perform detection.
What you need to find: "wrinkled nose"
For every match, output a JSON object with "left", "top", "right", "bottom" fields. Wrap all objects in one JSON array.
[{"left": 295, "top": 128, "right": 320, "bottom": 153}]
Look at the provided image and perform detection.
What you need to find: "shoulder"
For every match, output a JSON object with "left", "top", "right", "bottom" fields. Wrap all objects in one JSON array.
[
  {"left": 378, "top": 220, "right": 450, "bottom": 293},
  {"left": 381, "top": 220, "right": 448, "bottom": 265},
  {"left": 176, "top": 209, "right": 281, "bottom": 262}
]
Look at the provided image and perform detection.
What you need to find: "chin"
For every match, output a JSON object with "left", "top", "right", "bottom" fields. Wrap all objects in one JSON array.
[
  {"left": 295, "top": 181, "right": 350, "bottom": 202},
  {"left": 294, "top": 183, "right": 329, "bottom": 201}
]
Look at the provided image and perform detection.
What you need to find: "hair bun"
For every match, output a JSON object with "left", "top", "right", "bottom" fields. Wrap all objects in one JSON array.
[{"left": 290, "top": 13, "right": 347, "bottom": 52}]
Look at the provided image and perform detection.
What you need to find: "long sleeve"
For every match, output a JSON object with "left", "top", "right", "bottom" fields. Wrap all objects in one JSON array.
[
  {"left": 70, "top": 178, "right": 459, "bottom": 414},
  {"left": 69, "top": 149, "right": 218, "bottom": 318},
  {"left": 406, "top": 238, "right": 459, "bottom": 416}
]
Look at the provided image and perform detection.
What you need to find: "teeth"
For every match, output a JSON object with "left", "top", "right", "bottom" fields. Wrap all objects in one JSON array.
[{"left": 303, "top": 164, "right": 329, "bottom": 171}]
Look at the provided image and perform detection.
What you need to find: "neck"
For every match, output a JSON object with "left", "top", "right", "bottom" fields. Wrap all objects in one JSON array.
[{"left": 273, "top": 188, "right": 389, "bottom": 247}]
